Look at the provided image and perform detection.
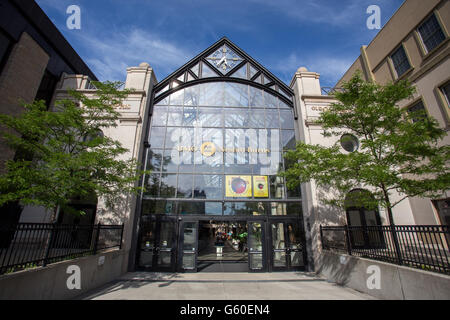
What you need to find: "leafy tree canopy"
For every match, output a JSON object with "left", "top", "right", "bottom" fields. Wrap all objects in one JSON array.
[
  {"left": 282, "top": 73, "right": 450, "bottom": 222},
  {"left": 0, "top": 81, "right": 149, "bottom": 217}
]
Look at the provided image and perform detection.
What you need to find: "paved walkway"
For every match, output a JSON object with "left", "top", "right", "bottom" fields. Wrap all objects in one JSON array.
[{"left": 77, "top": 272, "right": 376, "bottom": 300}]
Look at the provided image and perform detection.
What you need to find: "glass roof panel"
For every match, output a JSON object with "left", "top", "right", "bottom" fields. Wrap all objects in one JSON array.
[
  {"left": 190, "top": 63, "right": 199, "bottom": 77},
  {"left": 230, "top": 63, "right": 247, "bottom": 79},
  {"left": 249, "top": 64, "right": 258, "bottom": 79},
  {"left": 187, "top": 73, "right": 195, "bottom": 81},
  {"left": 201, "top": 62, "right": 218, "bottom": 78}
]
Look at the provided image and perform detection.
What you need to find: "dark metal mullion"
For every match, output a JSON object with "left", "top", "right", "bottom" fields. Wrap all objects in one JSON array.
[{"left": 225, "top": 60, "right": 247, "bottom": 78}]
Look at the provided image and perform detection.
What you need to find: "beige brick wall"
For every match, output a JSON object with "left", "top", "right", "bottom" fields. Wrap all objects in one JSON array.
[{"left": 0, "top": 32, "right": 49, "bottom": 174}]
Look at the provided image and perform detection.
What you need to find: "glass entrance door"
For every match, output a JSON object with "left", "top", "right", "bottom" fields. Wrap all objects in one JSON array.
[
  {"left": 138, "top": 216, "right": 177, "bottom": 271},
  {"left": 270, "top": 221, "right": 305, "bottom": 271},
  {"left": 248, "top": 221, "right": 266, "bottom": 272},
  {"left": 178, "top": 221, "right": 198, "bottom": 272}
]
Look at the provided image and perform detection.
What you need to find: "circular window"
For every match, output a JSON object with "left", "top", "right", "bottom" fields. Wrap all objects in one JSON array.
[{"left": 340, "top": 134, "right": 359, "bottom": 152}]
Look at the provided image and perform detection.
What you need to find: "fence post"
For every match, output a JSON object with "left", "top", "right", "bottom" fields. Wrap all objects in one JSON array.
[
  {"left": 391, "top": 225, "right": 403, "bottom": 265},
  {"left": 43, "top": 223, "right": 56, "bottom": 267},
  {"left": 93, "top": 223, "right": 101, "bottom": 255},
  {"left": 345, "top": 224, "right": 352, "bottom": 256}
]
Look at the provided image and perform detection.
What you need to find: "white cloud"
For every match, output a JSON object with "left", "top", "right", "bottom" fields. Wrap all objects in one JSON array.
[
  {"left": 272, "top": 52, "right": 354, "bottom": 87},
  {"left": 74, "top": 28, "right": 193, "bottom": 82},
  {"left": 248, "top": 0, "right": 390, "bottom": 27}
]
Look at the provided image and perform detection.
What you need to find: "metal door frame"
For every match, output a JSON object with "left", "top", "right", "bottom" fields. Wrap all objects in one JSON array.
[
  {"left": 177, "top": 219, "right": 199, "bottom": 272},
  {"left": 269, "top": 219, "right": 306, "bottom": 272},
  {"left": 247, "top": 220, "right": 267, "bottom": 272},
  {"left": 136, "top": 215, "right": 178, "bottom": 272}
]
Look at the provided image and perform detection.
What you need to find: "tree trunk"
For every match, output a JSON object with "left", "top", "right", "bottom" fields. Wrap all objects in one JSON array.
[{"left": 381, "top": 185, "right": 403, "bottom": 265}]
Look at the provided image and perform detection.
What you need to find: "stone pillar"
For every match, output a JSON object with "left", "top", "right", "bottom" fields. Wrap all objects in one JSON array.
[{"left": 290, "top": 67, "right": 330, "bottom": 272}]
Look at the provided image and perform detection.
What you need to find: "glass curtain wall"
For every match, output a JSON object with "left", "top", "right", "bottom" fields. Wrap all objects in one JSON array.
[{"left": 143, "top": 82, "right": 301, "bottom": 216}]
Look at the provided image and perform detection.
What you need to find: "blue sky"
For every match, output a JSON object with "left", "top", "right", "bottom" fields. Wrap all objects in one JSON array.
[{"left": 36, "top": 0, "right": 404, "bottom": 87}]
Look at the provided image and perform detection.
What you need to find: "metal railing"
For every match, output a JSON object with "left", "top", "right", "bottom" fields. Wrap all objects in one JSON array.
[
  {"left": 0, "top": 223, "right": 124, "bottom": 275},
  {"left": 320, "top": 225, "right": 450, "bottom": 274}
]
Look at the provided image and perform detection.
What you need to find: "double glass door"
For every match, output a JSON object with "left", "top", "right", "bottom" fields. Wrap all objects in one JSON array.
[
  {"left": 270, "top": 221, "right": 305, "bottom": 271},
  {"left": 138, "top": 215, "right": 177, "bottom": 271}
]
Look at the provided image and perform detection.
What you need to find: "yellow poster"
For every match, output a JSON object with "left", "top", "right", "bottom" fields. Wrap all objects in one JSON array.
[
  {"left": 226, "top": 176, "right": 252, "bottom": 197},
  {"left": 253, "top": 176, "right": 268, "bottom": 198}
]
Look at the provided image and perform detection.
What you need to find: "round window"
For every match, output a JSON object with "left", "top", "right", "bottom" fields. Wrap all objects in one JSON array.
[{"left": 340, "top": 134, "right": 359, "bottom": 152}]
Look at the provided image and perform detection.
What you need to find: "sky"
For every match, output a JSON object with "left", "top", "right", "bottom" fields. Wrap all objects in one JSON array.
[{"left": 35, "top": 0, "right": 405, "bottom": 88}]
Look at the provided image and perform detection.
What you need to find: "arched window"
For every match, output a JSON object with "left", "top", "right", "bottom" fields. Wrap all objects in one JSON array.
[{"left": 345, "top": 189, "right": 384, "bottom": 249}]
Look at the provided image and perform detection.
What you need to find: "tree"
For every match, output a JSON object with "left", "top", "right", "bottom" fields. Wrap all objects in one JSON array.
[
  {"left": 0, "top": 81, "right": 148, "bottom": 220},
  {"left": 282, "top": 72, "right": 450, "bottom": 226}
]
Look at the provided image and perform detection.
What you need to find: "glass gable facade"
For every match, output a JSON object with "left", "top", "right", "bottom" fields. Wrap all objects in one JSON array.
[{"left": 143, "top": 82, "right": 301, "bottom": 216}]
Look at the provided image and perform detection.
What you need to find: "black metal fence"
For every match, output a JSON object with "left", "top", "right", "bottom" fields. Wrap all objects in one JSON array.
[
  {"left": 0, "top": 223, "right": 124, "bottom": 275},
  {"left": 320, "top": 225, "right": 450, "bottom": 274}
]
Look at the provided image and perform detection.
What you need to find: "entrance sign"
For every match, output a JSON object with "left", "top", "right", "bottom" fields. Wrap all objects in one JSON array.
[
  {"left": 226, "top": 176, "right": 252, "bottom": 197},
  {"left": 253, "top": 176, "right": 268, "bottom": 198}
]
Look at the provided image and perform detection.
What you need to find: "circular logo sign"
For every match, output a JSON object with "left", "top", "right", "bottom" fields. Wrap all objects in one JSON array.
[
  {"left": 231, "top": 177, "right": 248, "bottom": 194},
  {"left": 200, "top": 142, "right": 216, "bottom": 157}
]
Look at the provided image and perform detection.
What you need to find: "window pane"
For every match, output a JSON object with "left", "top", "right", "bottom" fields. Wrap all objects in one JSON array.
[
  {"left": 169, "top": 88, "right": 184, "bottom": 105},
  {"left": 270, "top": 176, "right": 285, "bottom": 199},
  {"left": 418, "top": 14, "right": 446, "bottom": 52},
  {"left": 147, "top": 149, "right": 163, "bottom": 172},
  {"left": 160, "top": 174, "right": 177, "bottom": 197},
  {"left": 149, "top": 127, "right": 165, "bottom": 149},
  {"left": 407, "top": 101, "right": 427, "bottom": 122},
  {"left": 184, "top": 85, "right": 199, "bottom": 106},
  {"left": 224, "top": 202, "right": 266, "bottom": 216},
  {"left": 198, "top": 107, "right": 223, "bottom": 127},
  {"left": 248, "top": 109, "right": 265, "bottom": 128},
  {"left": 265, "top": 110, "right": 280, "bottom": 128},
  {"left": 143, "top": 200, "right": 177, "bottom": 215},
  {"left": 223, "top": 82, "right": 249, "bottom": 107},
  {"left": 249, "top": 86, "right": 264, "bottom": 107},
  {"left": 280, "top": 110, "right": 295, "bottom": 129},
  {"left": 391, "top": 46, "right": 411, "bottom": 77},
  {"left": 177, "top": 174, "right": 193, "bottom": 198},
  {"left": 178, "top": 201, "right": 222, "bottom": 215},
  {"left": 166, "top": 127, "right": 184, "bottom": 149},
  {"left": 194, "top": 175, "right": 223, "bottom": 199},
  {"left": 441, "top": 82, "right": 450, "bottom": 105},
  {"left": 281, "top": 130, "right": 296, "bottom": 150},
  {"left": 151, "top": 106, "right": 167, "bottom": 127},
  {"left": 183, "top": 107, "right": 197, "bottom": 126},
  {"left": 144, "top": 173, "right": 161, "bottom": 197},
  {"left": 231, "top": 63, "right": 247, "bottom": 79},
  {"left": 199, "top": 83, "right": 224, "bottom": 106},
  {"left": 264, "top": 91, "right": 278, "bottom": 109},
  {"left": 167, "top": 107, "right": 183, "bottom": 126},
  {"left": 225, "top": 109, "right": 249, "bottom": 127},
  {"left": 162, "top": 149, "right": 178, "bottom": 173}
]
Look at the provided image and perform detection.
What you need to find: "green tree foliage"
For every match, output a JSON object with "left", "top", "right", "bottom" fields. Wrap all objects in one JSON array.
[
  {"left": 282, "top": 73, "right": 450, "bottom": 223},
  {"left": 0, "top": 81, "right": 148, "bottom": 217}
]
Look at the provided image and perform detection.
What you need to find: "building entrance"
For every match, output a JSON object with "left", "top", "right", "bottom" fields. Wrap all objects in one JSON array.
[{"left": 137, "top": 216, "right": 306, "bottom": 273}]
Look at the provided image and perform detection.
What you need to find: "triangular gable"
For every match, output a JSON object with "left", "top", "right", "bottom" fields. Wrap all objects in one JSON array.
[{"left": 153, "top": 37, "right": 294, "bottom": 105}]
